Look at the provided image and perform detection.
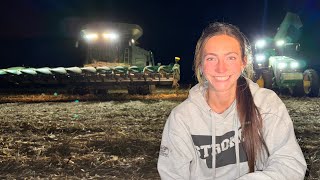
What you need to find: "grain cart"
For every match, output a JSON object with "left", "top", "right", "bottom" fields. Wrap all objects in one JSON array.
[
  {"left": 0, "top": 22, "right": 180, "bottom": 95},
  {"left": 253, "top": 12, "right": 319, "bottom": 97}
]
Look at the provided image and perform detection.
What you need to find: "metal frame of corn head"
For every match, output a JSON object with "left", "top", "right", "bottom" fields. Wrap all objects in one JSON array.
[{"left": 0, "top": 64, "right": 180, "bottom": 95}]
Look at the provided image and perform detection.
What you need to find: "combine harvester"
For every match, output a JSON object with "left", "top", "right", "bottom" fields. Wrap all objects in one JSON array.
[
  {"left": 253, "top": 12, "right": 319, "bottom": 97},
  {"left": 0, "top": 22, "right": 180, "bottom": 95}
]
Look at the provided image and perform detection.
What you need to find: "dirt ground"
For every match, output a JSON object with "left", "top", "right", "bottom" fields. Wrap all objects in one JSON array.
[{"left": 0, "top": 89, "right": 319, "bottom": 179}]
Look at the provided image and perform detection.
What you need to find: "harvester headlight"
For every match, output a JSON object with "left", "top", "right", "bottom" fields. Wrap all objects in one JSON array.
[
  {"left": 278, "top": 62, "right": 288, "bottom": 69},
  {"left": 84, "top": 33, "right": 98, "bottom": 41},
  {"left": 255, "top": 54, "right": 266, "bottom": 62},
  {"left": 290, "top": 61, "right": 299, "bottom": 69},
  {"left": 103, "top": 33, "right": 118, "bottom": 40},
  {"left": 255, "top": 39, "right": 266, "bottom": 49},
  {"left": 276, "top": 40, "right": 285, "bottom": 47}
]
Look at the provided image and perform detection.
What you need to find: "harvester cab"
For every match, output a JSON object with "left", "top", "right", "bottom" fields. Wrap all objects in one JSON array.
[
  {"left": 78, "top": 22, "right": 152, "bottom": 67},
  {"left": 253, "top": 12, "right": 319, "bottom": 97}
]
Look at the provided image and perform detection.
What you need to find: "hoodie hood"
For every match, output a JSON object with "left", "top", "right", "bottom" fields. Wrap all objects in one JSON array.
[
  {"left": 246, "top": 78, "right": 261, "bottom": 96},
  {"left": 187, "top": 82, "right": 211, "bottom": 113}
]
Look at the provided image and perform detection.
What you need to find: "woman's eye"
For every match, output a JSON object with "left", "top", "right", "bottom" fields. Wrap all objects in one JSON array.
[
  {"left": 227, "top": 56, "right": 236, "bottom": 60},
  {"left": 206, "top": 57, "right": 216, "bottom": 61}
]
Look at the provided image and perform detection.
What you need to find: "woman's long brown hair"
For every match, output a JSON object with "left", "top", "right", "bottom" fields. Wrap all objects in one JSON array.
[
  {"left": 236, "top": 76, "right": 269, "bottom": 172},
  {"left": 194, "top": 22, "right": 269, "bottom": 172}
]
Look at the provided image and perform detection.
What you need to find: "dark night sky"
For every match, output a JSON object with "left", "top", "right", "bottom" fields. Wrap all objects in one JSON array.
[{"left": 0, "top": 0, "right": 319, "bottom": 83}]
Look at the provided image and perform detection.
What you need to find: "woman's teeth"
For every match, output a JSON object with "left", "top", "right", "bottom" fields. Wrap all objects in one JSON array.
[{"left": 214, "top": 76, "right": 229, "bottom": 81}]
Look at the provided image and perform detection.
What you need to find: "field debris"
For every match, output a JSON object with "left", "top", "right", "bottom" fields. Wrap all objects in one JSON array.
[{"left": 0, "top": 90, "right": 319, "bottom": 179}]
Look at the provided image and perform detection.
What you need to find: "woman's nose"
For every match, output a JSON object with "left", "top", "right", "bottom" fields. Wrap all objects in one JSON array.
[{"left": 215, "top": 60, "right": 227, "bottom": 73}]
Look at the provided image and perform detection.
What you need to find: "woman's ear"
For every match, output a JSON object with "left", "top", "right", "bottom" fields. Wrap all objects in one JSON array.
[
  {"left": 243, "top": 56, "right": 248, "bottom": 66},
  {"left": 199, "top": 64, "right": 204, "bottom": 75},
  {"left": 242, "top": 56, "right": 247, "bottom": 70}
]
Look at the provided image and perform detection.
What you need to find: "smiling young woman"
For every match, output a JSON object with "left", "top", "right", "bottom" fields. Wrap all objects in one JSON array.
[
  {"left": 202, "top": 35, "right": 246, "bottom": 113},
  {"left": 157, "top": 22, "right": 307, "bottom": 179}
]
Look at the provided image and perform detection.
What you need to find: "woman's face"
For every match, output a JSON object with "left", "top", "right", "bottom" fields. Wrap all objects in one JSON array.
[{"left": 202, "top": 34, "right": 246, "bottom": 93}]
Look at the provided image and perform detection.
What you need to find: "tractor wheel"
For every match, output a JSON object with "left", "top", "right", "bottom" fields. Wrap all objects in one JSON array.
[
  {"left": 256, "top": 75, "right": 264, "bottom": 88},
  {"left": 261, "top": 71, "right": 273, "bottom": 89},
  {"left": 279, "top": 87, "right": 290, "bottom": 95},
  {"left": 138, "top": 85, "right": 155, "bottom": 95},
  {"left": 252, "top": 69, "right": 261, "bottom": 81},
  {"left": 303, "top": 69, "right": 319, "bottom": 97},
  {"left": 290, "top": 81, "right": 305, "bottom": 97}
]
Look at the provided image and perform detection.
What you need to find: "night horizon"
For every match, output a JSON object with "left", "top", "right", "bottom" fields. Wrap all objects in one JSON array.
[{"left": 1, "top": 0, "right": 320, "bottom": 84}]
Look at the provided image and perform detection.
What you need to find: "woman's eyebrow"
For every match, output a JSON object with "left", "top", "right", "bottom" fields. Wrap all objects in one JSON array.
[
  {"left": 224, "top": 52, "right": 239, "bottom": 56},
  {"left": 203, "top": 52, "right": 239, "bottom": 57},
  {"left": 203, "top": 53, "right": 218, "bottom": 57}
]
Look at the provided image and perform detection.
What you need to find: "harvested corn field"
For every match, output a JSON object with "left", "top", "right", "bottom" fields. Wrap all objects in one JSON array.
[{"left": 0, "top": 90, "right": 319, "bottom": 179}]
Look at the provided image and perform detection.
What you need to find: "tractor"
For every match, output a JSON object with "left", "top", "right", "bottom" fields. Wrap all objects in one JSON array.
[{"left": 253, "top": 12, "right": 319, "bottom": 97}]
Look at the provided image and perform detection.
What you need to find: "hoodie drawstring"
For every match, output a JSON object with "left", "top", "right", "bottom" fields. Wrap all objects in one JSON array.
[
  {"left": 234, "top": 115, "right": 241, "bottom": 178},
  {"left": 211, "top": 111, "right": 216, "bottom": 178}
]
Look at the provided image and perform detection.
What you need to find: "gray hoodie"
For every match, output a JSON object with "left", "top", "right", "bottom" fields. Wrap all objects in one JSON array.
[{"left": 157, "top": 78, "right": 307, "bottom": 180}]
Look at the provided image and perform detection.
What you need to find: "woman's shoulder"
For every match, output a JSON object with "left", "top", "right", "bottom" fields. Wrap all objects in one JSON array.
[
  {"left": 171, "top": 98, "right": 197, "bottom": 115},
  {"left": 247, "top": 78, "right": 284, "bottom": 109}
]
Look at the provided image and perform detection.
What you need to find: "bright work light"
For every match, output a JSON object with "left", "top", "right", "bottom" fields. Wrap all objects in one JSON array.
[
  {"left": 290, "top": 61, "right": 299, "bottom": 69},
  {"left": 255, "top": 54, "right": 266, "bottom": 62},
  {"left": 84, "top": 33, "right": 98, "bottom": 41},
  {"left": 103, "top": 33, "right": 118, "bottom": 40},
  {"left": 255, "top": 39, "right": 266, "bottom": 49},
  {"left": 278, "top": 62, "right": 288, "bottom": 69},
  {"left": 276, "top": 40, "right": 285, "bottom": 47}
]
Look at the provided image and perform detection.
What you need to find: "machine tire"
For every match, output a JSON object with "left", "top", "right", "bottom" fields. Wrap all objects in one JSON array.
[
  {"left": 279, "top": 87, "right": 290, "bottom": 95},
  {"left": 252, "top": 72, "right": 261, "bottom": 83},
  {"left": 139, "top": 85, "right": 150, "bottom": 95},
  {"left": 303, "top": 69, "right": 319, "bottom": 97},
  {"left": 290, "top": 81, "right": 305, "bottom": 97},
  {"left": 262, "top": 71, "right": 273, "bottom": 89}
]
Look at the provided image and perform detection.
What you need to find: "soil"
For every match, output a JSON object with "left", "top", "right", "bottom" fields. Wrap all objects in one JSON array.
[{"left": 0, "top": 88, "right": 319, "bottom": 179}]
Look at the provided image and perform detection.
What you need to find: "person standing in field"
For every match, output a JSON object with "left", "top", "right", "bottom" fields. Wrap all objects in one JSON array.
[{"left": 157, "top": 22, "right": 307, "bottom": 179}]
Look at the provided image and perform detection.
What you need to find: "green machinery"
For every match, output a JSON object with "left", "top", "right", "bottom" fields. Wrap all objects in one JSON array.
[
  {"left": 253, "top": 12, "right": 319, "bottom": 97},
  {"left": 0, "top": 22, "right": 180, "bottom": 95}
]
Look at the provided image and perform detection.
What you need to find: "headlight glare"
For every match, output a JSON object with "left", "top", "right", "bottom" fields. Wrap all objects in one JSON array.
[
  {"left": 255, "top": 39, "right": 266, "bottom": 49},
  {"left": 255, "top": 54, "right": 266, "bottom": 62},
  {"left": 276, "top": 40, "right": 285, "bottom": 47},
  {"left": 103, "top": 33, "right": 118, "bottom": 40},
  {"left": 290, "top": 61, "right": 299, "bottom": 69},
  {"left": 278, "top": 62, "right": 287, "bottom": 70},
  {"left": 84, "top": 33, "right": 98, "bottom": 41}
]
